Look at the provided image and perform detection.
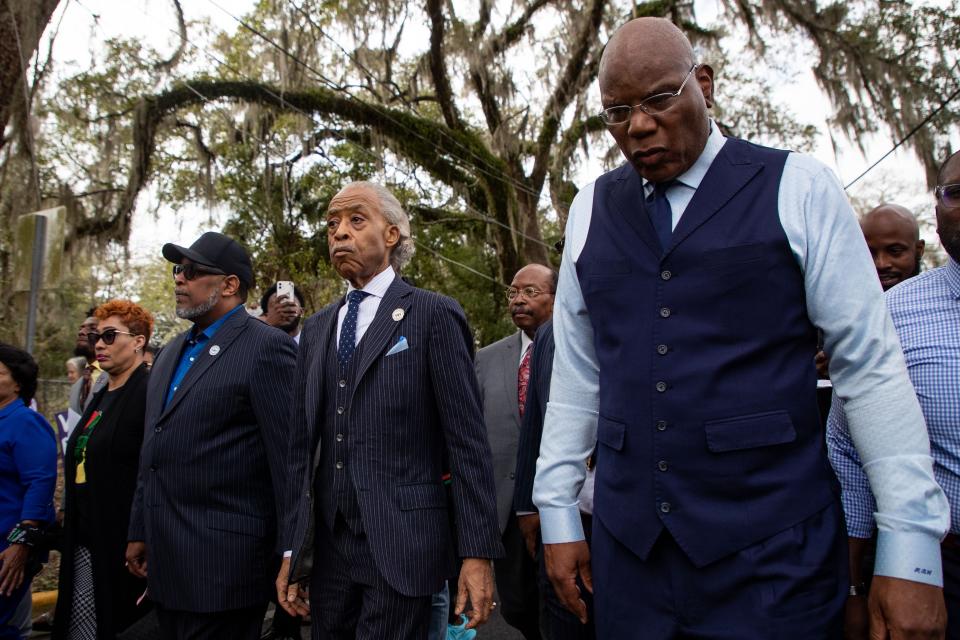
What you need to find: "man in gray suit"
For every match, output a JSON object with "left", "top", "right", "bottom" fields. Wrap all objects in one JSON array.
[
  {"left": 475, "top": 263, "right": 557, "bottom": 639},
  {"left": 276, "top": 181, "right": 503, "bottom": 639},
  {"left": 126, "top": 232, "right": 296, "bottom": 640}
]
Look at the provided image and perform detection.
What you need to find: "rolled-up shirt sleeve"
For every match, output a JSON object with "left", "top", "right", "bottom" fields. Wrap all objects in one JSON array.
[
  {"left": 780, "top": 153, "right": 949, "bottom": 586},
  {"left": 534, "top": 183, "right": 600, "bottom": 544}
]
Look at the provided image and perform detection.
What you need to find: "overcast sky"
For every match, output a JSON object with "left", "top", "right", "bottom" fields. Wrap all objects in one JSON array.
[{"left": 44, "top": 0, "right": 950, "bottom": 261}]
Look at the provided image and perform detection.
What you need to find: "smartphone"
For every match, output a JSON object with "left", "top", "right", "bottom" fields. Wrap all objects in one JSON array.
[{"left": 276, "top": 280, "right": 295, "bottom": 303}]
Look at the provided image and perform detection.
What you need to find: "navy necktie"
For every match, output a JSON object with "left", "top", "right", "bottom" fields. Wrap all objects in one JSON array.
[
  {"left": 648, "top": 181, "right": 674, "bottom": 251},
  {"left": 337, "top": 290, "right": 370, "bottom": 366}
]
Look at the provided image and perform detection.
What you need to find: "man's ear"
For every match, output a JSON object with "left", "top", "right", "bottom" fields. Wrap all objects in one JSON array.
[
  {"left": 222, "top": 274, "right": 242, "bottom": 297},
  {"left": 384, "top": 224, "right": 400, "bottom": 249},
  {"left": 916, "top": 239, "right": 926, "bottom": 260},
  {"left": 697, "top": 64, "right": 715, "bottom": 109}
]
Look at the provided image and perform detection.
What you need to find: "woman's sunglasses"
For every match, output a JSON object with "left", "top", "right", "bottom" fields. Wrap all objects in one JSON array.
[
  {"left": 87, "top": 329, "right": 138, "bottom": 346},
  {"left": 172, "top": 263, "right": 226, "bottom": 280}
]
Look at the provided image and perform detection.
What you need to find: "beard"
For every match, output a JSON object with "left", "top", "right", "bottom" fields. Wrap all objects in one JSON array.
[
  {"left": 940, "top": 224, "right": 960, "bottom": 264},
  {"left": 176, "top": 288, "right": 220, "bottom": 320},
  {"left": 73, "top": 343, "right": 94, "bottom": 359}
]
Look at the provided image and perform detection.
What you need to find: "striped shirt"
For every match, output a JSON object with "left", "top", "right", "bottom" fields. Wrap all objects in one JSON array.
[{"left": 828, "top": 258, "right": 960, "bottom": 538}]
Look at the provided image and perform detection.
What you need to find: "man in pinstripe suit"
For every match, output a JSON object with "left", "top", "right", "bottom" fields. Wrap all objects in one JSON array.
[
  {"left": 275, "top": 182, "right": 503, "bottom": 639},
  {"left": 126, "top": 232, "right": 297, "bottom": 639}
]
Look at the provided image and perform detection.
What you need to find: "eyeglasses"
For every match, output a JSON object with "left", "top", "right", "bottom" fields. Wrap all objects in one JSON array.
[
  {"left": 599, "top": 63, "right": 700, "bottom": 125},
  {"left": 936, "top": 183, "right": 960, "bottom": 209},
  {"left": 87, "top": 329, "right": 138, "bottom": 346},
  {"left": 506, "top": 286, "right": 553, "bottom": 301},
  {"left": 172, "top": 263, "right": 226, "bottom": 280}
]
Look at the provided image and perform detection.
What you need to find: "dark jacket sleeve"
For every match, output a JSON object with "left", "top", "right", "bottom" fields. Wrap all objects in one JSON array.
[
  {"left": 513, "top": 321, "right": 554, "bottom": 513},
  {"left": 283, "top": 315, "right": 317, "bottom": 552},
  {"left": 429, "top": 296, "right": 503, "bottom": 560}
]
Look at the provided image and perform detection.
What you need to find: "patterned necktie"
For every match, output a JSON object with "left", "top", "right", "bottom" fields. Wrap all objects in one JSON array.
[
  {"left": 337, "top": 290, "right": 370, "bottom": 366},
  {"left": 518, "top": 342, "right": 533, "bottom": 418},
  {"left": 648, "top": 181, "right": 674, "bottom": 251}
]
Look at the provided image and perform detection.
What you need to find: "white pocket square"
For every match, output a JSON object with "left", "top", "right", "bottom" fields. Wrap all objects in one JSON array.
[{"left": 386, "top": 336, "right": 409, "bottom": 356}]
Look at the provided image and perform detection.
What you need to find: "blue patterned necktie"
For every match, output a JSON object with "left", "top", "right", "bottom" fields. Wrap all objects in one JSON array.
[
  {"left": 337, "top": 290, "right": 370, "bottom": 366},
  {"left": 648, "top": 181, "right": 674, "bottom": 251}
]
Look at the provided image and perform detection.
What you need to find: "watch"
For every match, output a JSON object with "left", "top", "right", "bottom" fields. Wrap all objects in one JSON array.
[{"left": 848, "top": 582, "right": 867, "bottom": 597}]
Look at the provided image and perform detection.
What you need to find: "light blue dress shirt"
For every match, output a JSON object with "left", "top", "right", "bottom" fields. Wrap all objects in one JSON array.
[
  {"left": 828, "top": 259, "right": 960, "bottom": 576},
  {"left": 534, "top": 122, "right": 948, "bottom": 586},
  {"left": 165, "top": 304, "right": 243, "bottom": 407}
]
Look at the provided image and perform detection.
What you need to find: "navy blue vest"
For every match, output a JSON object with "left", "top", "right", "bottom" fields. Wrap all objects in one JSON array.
[
  {"left": 578, "top": 138, "right": 838, "bottom": 567},
  {"left": 316, "top": 321, "right": 365, "bottom": 534}
]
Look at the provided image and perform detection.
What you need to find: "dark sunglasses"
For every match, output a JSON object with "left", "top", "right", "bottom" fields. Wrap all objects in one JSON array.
[
  {"left": 87, "top": 329, "right": 138, "bottom": 346},
  {"left": 172, "top": 263, "right": 226, "bottom": 280}
]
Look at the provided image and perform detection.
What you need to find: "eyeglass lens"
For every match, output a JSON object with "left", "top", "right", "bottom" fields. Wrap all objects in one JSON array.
[{"left": 939, "top": 184, "right": 960, "bottom": 208}]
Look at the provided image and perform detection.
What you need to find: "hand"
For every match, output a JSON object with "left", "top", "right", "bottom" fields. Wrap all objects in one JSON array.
[
  {"left": 264, "top": 297, "right": 301, "bottom": 329},
  {"left": 276, "top": 556, "right": 310, "bottom": 617},
  {"left": 844, "top": 594, "right": 869, "bottom": 640},
  {"left": 815, "top": 350, "right": 830, "bottom": 378},
  {"left": 0, "top": 544, "right": 28, "bottom": 595},
  {"left": 517, "top": 514, "right": 540, "bottom": 559},
  {"left": 455, "top": 557, "right": 495, "bottom": 630},
  {"left": 544, "top": 540, "right": 592, "bottom": 624},
  {"left": 125, "top": 541, "right": 148, "bottom": 578},
  {"left": 868, "top": 576, "right": 946, "bottom": 639}
]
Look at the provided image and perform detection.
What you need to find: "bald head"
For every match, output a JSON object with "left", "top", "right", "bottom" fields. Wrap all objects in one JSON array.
[
  {"left": 598, "top": 18, "right": 714, "bottom": 183},
  {"left": 860, "top": 204, "right": 924, "bottom": 289}
]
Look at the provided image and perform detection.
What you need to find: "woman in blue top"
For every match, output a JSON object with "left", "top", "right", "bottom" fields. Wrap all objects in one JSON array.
[{"left": 0, "top": 343, "right": 57, "bottom": 638}]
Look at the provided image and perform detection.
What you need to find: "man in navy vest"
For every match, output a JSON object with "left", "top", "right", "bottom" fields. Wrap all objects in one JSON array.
[{"left": 533, "top": 17, "right": 949, "bottom": 639}]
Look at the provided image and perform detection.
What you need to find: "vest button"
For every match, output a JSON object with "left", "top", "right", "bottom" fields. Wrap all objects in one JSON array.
[
  {"left": 658, "top": 460, "right": 668, "bottom": 471},
  {"left": 655, "top": 381, "right": 667, "bottom": 393},
  {"left": 509, "top": 472, "right": 515, "bottom": 480},
  {"left": 337, "top": 406, "right": 345, "bottom": 415},
  {"left": 659, "top": 307, "right": 672, "bottom": 318},
  {"left": 336, "top": 433, "right": 344, "bottom": 442},
  {"left": 660, "top": 270, "right": 672, "bottom": 281},
  {"left": 155, "top": 426, "right": 162, "bottom": 433},
  {"left": 339, "top": 379, "right": 347, "bottom": 388},
  {"left": 656, "top": 344, "right": 668, "bottom": 355},
  {"left": 335, "top": 461, "right": 344, "bottom": 470},
  {"left": 656, "top": 420, "right": 667, "bottom": 431},
  {"left": 660, "top": 502, "right": 671, "bottom": 513}
]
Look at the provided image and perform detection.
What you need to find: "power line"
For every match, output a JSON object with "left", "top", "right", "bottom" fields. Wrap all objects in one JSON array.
[
  {"left": 414, "top": 239, "right": 506, "bottom": 286},
  {"left": 844, "top": 69, "right": 960, "bottom": 190}
]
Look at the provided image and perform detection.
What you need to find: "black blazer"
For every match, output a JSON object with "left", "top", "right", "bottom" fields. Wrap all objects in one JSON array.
[
  {"left": 285, "top": 277, "right": 503, "bottom": 597},
  {"left": 54, "top": 364, "right": 150, "bottom": 639},
  {"left": 129, "top": 308, "right": 297, "bottom": 611},
  {"left": 513, "top": 320, "right": 554, "bottom": 513}
]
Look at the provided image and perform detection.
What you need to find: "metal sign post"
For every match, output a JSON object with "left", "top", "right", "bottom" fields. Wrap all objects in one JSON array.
[{"left": 24, "top": 215, "right": 47, "bottom": 354}]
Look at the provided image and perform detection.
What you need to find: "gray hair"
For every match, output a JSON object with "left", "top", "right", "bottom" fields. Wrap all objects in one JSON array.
[{"left": 347, "top": 181, "right": 415, "bottom": 271}]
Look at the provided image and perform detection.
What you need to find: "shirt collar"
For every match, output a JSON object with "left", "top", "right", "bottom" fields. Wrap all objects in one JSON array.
[
  {"left": 191, "top": 303, "right": 243, "bottom": 343},
  {"left": 346, "top": 265, "right": 396, "bottom": 300},
  {"left": 520, "top": 331, "right": 533, "bottom": 354},
  {"left": 945, "top": 258, "right": 960, "bottom": 300},
  {"left": 643, "top": 120, "right": 726, "bottom": 194}
]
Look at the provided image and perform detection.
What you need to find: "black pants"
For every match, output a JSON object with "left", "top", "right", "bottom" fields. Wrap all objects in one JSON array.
[
  {"left": 310, "top": 516, "right": 433, "bottom": 640},
  {"left": 155, "top": 603, "right": 267, "bottom": 640},
  {"left": 943, "top": 542, "right": 960, "bottom": 640},
  {"left": 494, "top": 512, "right": 542, "bottom": 639}
]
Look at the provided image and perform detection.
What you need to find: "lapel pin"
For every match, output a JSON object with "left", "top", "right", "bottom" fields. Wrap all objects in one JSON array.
[
  {"left": 209, "top": 345, "right": 221, "bottom": 356},
  {"left": 392, "top": 308, "right": 405, "bottom": 322}
]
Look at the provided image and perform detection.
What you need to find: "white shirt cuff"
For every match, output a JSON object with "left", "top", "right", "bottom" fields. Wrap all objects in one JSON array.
[
  {"left": 539, "top": 506, "right": 585, "bottom": 544},
  {"left": 283, "top": 550, "right": 292, "bottom": 558},
  {"left": 874, "top": 530, "right": 943, "bottom": 587}
]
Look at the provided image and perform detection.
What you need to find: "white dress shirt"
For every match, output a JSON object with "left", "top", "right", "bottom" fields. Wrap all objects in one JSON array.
[{"left": 335, "top": 266, "right": 396, "bottom": 347}]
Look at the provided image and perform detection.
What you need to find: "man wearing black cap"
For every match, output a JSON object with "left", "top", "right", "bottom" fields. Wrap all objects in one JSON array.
[{"left": 125, "top": 231, "right": 297, "bottom": 640}]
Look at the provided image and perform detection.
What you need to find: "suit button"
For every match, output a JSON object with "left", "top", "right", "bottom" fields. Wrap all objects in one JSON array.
[
  {"left": 658, "top": 460, "right": 668, "bottom": 472},
  {"left": 336, "top": 433, "right": 344, "bottom": 442},
  {"left": 154, "top": 426, "right": 162, "bottom": 433},
  {"left": 656, "top": 344, "right": 668, "bottom": 355},
  {"left": 337, "top": 406, "right": 345, "bottom": 415},
  {"left": 150, "top": 465, "right": 158, "bottom": 472},
  {"left": 335, "top": 461, "right": 344, "bottom": 470},
  {"left": 305, "top": 490, "right": 311, "bottom": 498},
  {"left": 660, "top": 502, "right": 671, "bottom": 513},
  {"left": 509, "top": 472, "right": 515, "bottom": 480},
  {"left": 660, "top": 270, "right": 672, "bottom": 281},
  {"left": 656, "top": 420, "right": 668, "bottom": 431},
  {"left": 655, "top": 381, "right": 667, "bottom": 393},
  {"left": 659, "top": 307, "right": 672, "bottom": 318},
  {"left": 339, "top": 379, "right": 346, "bottom": 388}
]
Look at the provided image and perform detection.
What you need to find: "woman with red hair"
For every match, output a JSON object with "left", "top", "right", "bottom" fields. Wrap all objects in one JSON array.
[{"left": 54, "top": 300, "right": 154, "bottom": 639}]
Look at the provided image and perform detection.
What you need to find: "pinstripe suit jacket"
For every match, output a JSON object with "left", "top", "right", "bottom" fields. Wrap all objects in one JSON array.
[
  {"left": 128, "top": 307, "right": 297, "bottom": 612},
  {"left": 474, "top": 332, "right": 524, "bottom": 532},
  {"left": 513, "top": 319, "right": 554, "bottom": 513},
  {"left": 285, "top": 277, "right": 503, "bottom": 597}
]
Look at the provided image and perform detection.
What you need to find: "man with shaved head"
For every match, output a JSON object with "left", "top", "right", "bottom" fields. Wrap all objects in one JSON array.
[
  {"left": 533, "top": 17, "right": 948, "bottom": 638},
  {"left": 860, "top": 204, "right": 925, "bottom": 289}
]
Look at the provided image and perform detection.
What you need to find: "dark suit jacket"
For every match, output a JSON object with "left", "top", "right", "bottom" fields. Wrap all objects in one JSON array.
[
  {"left": 474, "top": 332, "right": 523, "bottom": 532},
  {"left": 55, "top": 364, "right": 150, "bottom": 639},
  {"left": 513, "top": 320, "right": 554, "bottom": 514},
  {"left": 129, "top": 308, "right": 297, "bottom": 612},
  {"left": 285, "top": 277, "right": 503, "bottom": 597}
]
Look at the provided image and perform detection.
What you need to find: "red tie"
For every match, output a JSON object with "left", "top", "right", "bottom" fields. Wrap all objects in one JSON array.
[{"left": 518, "top": 342, "right": 533, "bottom": 418}]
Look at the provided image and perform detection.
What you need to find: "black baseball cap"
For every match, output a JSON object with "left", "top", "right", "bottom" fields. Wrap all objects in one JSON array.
[{"left": 162, "top": 232, "right": 254, "bottom": 288}]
